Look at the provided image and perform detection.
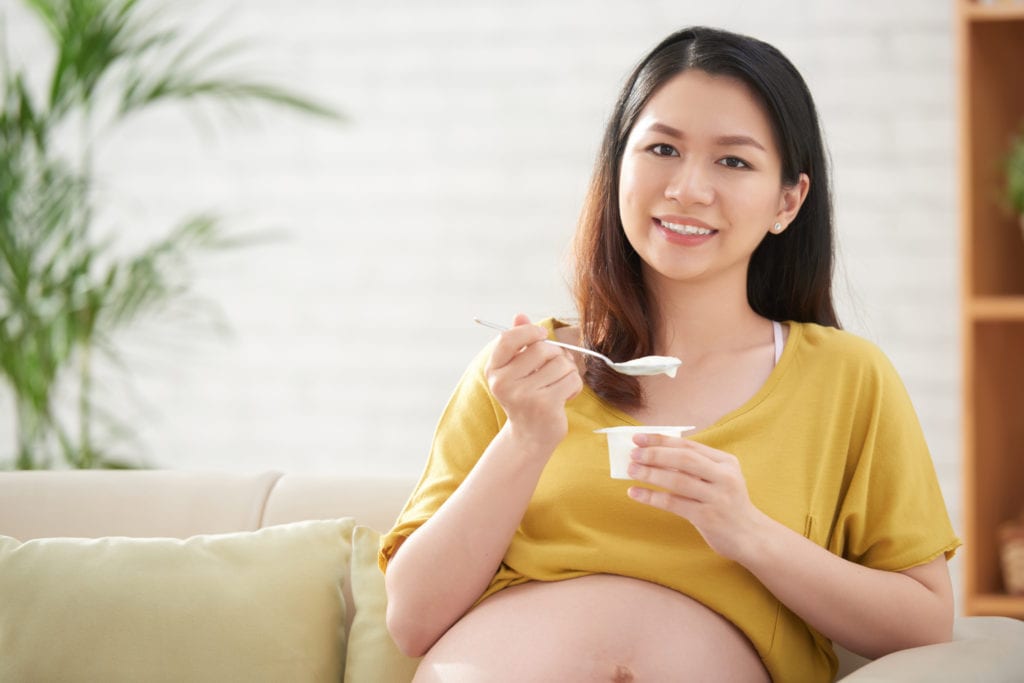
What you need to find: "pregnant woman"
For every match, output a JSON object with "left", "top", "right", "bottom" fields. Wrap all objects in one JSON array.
[{"left": 380, "top": 26, "right": 960, "bottom": 682}]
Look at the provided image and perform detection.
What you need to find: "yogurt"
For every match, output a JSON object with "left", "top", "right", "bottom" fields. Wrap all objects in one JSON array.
[{"left": 613, "top": 356, "right": 682, "bottom": 378}]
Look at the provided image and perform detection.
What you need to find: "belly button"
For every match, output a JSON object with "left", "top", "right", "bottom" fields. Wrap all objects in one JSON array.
[{"left": 612, "top": 664, "right": 634, "bottom": 683}]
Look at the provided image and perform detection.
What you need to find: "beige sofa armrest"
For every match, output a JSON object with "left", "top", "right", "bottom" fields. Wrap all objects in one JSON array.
[{"left": 837, "top": 616, "right": 1024, "bottom": 682}]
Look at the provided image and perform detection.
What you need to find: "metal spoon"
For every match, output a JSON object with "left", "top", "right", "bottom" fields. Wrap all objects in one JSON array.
[{"left": 473, "top": 318, "right": 681, "bottom": 378}]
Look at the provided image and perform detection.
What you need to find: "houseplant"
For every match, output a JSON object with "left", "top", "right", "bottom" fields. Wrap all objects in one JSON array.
[
  {"left": 0, "top": 0, "right": 340, "bottom": 469},
  {"left": 1006, "top": 124, "right": 1024, "bottom": 240}
]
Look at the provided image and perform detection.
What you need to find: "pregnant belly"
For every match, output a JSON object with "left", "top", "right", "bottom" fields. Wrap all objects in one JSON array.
[{"left": 412, "top": 574, "right": 770, "bottom": 682}]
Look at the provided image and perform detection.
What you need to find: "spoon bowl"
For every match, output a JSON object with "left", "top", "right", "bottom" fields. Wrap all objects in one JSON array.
[{"left": 474, "top": 318, "right": 681, "bottom": 378}]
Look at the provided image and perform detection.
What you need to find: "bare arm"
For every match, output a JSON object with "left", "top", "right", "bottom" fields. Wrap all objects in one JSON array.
[
  {"left": 385, "top": 425, "right": 550, "bottom": 657},
  {"left": 384, "top": 315, "right": 582, "bottom": 657},
  {"left": 627, "top": 435, "right": 954, "bottom": 659},
  {"left": 739, "top": 517, "right": 953, "bottom": 658}
]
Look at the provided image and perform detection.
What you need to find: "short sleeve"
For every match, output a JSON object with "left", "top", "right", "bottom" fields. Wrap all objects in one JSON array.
[
  {"left": 378, "top": 342, "right": 506, "bottom": 572},
  {"left": 829, "top": 348, "right": 961, "bottom": 571}
]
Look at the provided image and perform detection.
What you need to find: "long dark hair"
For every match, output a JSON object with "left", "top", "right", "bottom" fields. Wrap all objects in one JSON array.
[{"left": 572, "top": 26, "right": 839, "bottom": 409}]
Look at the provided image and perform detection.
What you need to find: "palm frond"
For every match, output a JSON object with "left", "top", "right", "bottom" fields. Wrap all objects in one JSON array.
[
  {"left": 3, "top": 0, "right": 344, "bottom": 468},
  {"left": 21, "top": 0, "right": 60, "bottom": 35},
  {"left": 98, "top": 213, "right": 223, "bottom": 330},
  {"left": 141, "top": 77, "right": 340, "bottom": 120},
  {"left": 40, "top": 0, "right": 135, "bottom": 117}
]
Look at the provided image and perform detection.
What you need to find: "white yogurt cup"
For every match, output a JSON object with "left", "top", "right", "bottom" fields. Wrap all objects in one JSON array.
[{"left": 595, "top": 425, "right": 695, "bottom": 479}]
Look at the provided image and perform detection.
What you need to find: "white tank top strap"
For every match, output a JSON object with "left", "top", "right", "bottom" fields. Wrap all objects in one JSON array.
[{"left": 772, "top": 320, "right": 784, "bottom": 366}]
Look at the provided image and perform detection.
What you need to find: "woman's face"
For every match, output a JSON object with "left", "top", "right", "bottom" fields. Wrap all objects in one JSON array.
[{"left": 617, "top": 69, "right": 808, "bottom": 292}]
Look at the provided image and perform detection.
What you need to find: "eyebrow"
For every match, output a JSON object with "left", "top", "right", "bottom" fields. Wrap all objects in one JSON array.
[{"left": 646, "top": 122, "right": 767, "bottom": 152}]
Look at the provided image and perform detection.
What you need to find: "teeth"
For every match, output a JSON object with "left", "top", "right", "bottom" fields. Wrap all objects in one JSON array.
[{"left": 660, "top": 220, "right": 714, "bottom": 236}]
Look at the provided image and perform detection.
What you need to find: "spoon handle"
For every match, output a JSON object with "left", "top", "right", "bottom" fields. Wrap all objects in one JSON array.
[
  {"left": 472, "top": 318, "right": 613, "bottom": 364},
  {"left": 472, "top": 318, "right": 512, "bottom": 333}
]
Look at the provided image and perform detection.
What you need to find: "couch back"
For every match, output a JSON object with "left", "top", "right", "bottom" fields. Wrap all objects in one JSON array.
[{"left": 0, "top": 470, "right": 417, "bottom": 541}]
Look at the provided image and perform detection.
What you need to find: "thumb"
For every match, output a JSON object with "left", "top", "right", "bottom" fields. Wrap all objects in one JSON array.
[{"left": 512, "top": 312, "right": 532, "bottom": 327}]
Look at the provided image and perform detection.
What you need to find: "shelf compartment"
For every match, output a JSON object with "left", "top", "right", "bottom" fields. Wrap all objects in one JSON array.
[
  {"left": 959, "top": 16, "right": 1024, "bottom": 297},
  {"left": 963, "top": 321, "right": 1024, "bottom": 606}
]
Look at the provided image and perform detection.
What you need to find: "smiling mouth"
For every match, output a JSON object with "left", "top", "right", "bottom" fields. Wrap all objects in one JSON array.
[{"left": 656, "top": 218, "right": 717, "bottom": 236}]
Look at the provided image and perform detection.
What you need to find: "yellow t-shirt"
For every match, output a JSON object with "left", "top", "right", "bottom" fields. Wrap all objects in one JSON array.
[{"left": 380, "top": 320, "right": 960, "bottom": 682}]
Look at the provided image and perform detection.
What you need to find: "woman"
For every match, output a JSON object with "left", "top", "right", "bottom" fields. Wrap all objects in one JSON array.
[{"left": 380, "top": 26, "right": 959, "bottom": 682}]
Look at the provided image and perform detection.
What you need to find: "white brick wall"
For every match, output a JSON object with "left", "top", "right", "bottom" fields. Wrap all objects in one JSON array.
[{"left": 2, "top": 0, "right": 963, "bottom": 591}]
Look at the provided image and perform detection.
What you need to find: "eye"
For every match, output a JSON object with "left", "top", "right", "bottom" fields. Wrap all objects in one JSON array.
[
  {"left": 649, "top": 143, "right": 679, "bottom": 157},
  {"left": 718, "top": 156, "right": 750, "bottom": 169}
]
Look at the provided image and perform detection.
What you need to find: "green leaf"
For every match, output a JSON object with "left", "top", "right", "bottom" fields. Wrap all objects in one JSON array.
[
  {"left": 1007, "top": 126, "right": 1024, "bottom": 215},
  {"left": 3, "top": 0, "right": 343, "bottom": 469}
]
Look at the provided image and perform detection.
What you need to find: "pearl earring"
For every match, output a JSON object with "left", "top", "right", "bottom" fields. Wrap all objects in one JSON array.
[{"left": 773, "top": 222, "right": 783, "bottom": 233}]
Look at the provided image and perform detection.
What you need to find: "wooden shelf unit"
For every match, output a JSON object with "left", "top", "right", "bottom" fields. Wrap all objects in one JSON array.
[{"left": 956, "top": 0, "right": 1024, "bottom": 618}]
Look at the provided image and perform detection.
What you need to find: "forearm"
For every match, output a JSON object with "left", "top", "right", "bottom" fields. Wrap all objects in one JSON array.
[
  {"left": 740, "top": 515, "right": 953, "bottom": 659},
  {"left": 385, "top": 424, "right": 551, "bottom": 656}
]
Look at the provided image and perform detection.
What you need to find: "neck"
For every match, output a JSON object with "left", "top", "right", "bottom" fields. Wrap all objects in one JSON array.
[{"left": 645, "top": 272, "right": 770, "bottom": 362}]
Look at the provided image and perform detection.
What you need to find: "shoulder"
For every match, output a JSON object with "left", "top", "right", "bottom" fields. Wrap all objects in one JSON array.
[
  {"left": 789, "top": 322, "right": 900, "bottom": 381},
  {"left": 793, "top": 322, "right": 888, "bottom": 360}
]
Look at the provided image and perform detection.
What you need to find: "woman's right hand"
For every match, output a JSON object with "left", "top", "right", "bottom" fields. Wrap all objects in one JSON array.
[
  {"left": 485, "top": 313, "right": 583, "bottom": 453},
  {"left": 386, "top": 314, "right": 582, "bottom": 657}
]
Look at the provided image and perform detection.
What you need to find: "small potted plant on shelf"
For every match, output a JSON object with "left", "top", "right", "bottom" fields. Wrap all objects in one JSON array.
[
  {"left": 1000, "top": 513, "right": 1024, "bottom": 595},
  {"left": 1006, "top": 124, "right": 1024, "bottom": 241}
]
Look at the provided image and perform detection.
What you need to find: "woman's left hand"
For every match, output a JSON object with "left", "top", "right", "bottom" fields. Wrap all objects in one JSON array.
[{"left": 626, "top": 434, "right": 768, "bottom": 563}]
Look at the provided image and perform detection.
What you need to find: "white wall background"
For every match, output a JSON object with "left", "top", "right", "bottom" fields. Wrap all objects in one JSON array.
[{"left": 2, "top": 0, "right": 961, "bottom": 576}]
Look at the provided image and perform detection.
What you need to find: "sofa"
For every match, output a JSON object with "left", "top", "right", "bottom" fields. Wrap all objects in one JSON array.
[{"left": 0, "top": 469, "right": 1021, "bottom": 682}]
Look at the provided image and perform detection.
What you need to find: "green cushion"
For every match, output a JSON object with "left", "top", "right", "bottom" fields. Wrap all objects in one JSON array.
[
  {"left": 344, "top": 525, "right": 421, "bottom": 683},
  {"left": 0, "top": 518, "right": 355, "bottom": 682}
]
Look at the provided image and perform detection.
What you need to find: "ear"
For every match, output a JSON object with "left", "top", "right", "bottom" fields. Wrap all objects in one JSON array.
[{"left": 774, "top": 173, "right": 810, "bottom": 233}]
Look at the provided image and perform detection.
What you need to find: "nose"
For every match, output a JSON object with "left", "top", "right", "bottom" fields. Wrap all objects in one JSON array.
[{"left": 664, "top": 160, "right": 714, "bottom": 205}]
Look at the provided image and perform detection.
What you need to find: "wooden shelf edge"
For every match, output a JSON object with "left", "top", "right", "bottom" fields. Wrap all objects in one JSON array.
[
  {"left": 958, "top": 0, "right": 1024, "bottom": 628},
  {"left": 967, "top": 296, "right": 1024, "bottom": 319},
  {"left": 965, "top": 593, "right": 1024, "bottom": 618},
  {"left": 962, "top": 1, "right": 1024, "bottom": 20}
]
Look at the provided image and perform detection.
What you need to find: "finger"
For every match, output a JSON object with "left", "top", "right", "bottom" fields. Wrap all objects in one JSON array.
[
  {"left": 488, "top": 345, "right": 570, "bottom": 402},
  {"left": 497, "top": 337, "right": 565, "bottom": 381},
  {"left": 628, "top": 485, "right": 701, "bottom": 517},
  {"left": 501, "top": 347, "right": 577, "bottom": 390},
  {"left": 533, "top": 356, "right": 582, "bottom": 393},
  {"left": 561, "top": 367, "right": 585, "bottom": 401},
  {"left": 630, "top": 445, "right": 719, "bottom": 482},
  {"left": 633, "top": 435, "right": 731, "bottom": 463},
  {"left": 487, "top": 322, "right": 549, "bottom": 370},
  {"left": 627, "top": 462, "right": 711, "bottom": 500}
]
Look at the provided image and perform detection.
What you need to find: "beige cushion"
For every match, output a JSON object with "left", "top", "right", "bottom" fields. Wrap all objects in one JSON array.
[
  {"left": 0, "top": 518, "right": 355, "bottom": 683},
  {"left": 344, "top": 525, "right": 421, "bottom": 683}
]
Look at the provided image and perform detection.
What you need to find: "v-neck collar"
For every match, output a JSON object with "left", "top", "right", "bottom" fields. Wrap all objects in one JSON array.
[{"left": 566, "top": 320, "right": 801, "bottom": 438}]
